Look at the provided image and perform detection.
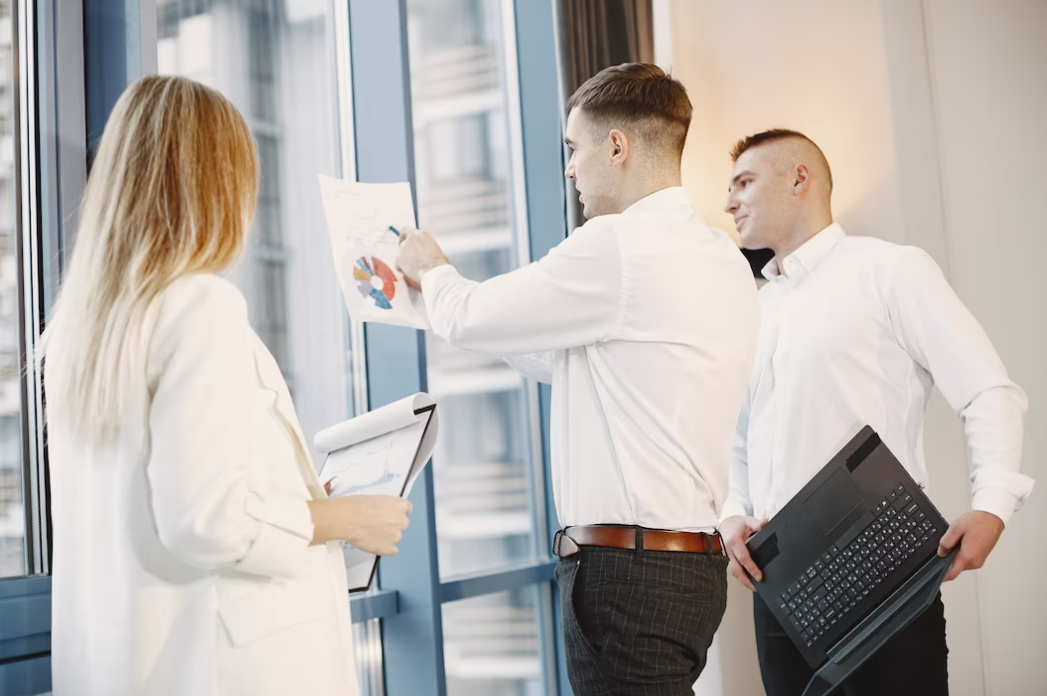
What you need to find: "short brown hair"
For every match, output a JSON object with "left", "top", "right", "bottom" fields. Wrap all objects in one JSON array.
[
  {"left": 566, "top": 63, "right": 692, "bottom": 156},
  {"left": 730, "top": 129, "right": 833, "bottom": 190}
]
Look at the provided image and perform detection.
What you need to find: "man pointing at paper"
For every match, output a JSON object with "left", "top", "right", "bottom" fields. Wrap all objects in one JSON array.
[{"left": 397, "top": 63, "right": 759, "bottom": 695}]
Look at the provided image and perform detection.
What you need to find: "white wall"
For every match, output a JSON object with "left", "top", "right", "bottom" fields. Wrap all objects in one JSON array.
[
  {"left": 660, "top": 1, "right": 1047, "bottom": 694},
  {"left": 666, "top": 0, "right": 906, "bottom": 245},
  {"left": 918, "top": 2, "right": 1047, "bottom": 693}
]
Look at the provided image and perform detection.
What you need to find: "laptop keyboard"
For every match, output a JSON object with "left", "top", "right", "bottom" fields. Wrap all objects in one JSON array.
[{"left": 775, "top": 483, "right": 938, "bottom": 649}]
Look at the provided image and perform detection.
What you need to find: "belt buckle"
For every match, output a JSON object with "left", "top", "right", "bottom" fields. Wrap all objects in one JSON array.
[{"left": 553, "top": 530, "right": 580, "bottom": 558}]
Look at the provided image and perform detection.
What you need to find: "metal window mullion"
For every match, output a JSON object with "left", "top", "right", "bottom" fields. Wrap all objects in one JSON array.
[
  {"left": 346, "top": 2, "right": 445, "bottom": 695},
  {"left": 84, "top": 0, "right": 158, "bottom": 164},
  {"left": 500, "top": 4, "right": 562, "bottom": 693},
  {"left": 332, "top": 0, "right": 368, "bottom": 420},
  {"left": 512, "top": 0, "right": 572, "bottom": 693},
  {"left": 332, "top": 4, "right": 382, "bottom": 695},
  {"left": 438, "top": 560, "right": 556, "bottom": 603},
  {"left": 13, "top": 0, "right": 51, "bottom": 578}
]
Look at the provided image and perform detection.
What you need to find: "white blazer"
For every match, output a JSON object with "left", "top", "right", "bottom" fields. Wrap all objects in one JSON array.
[{"left": 47, "top": 274, "right": 361, "bottom": 696}]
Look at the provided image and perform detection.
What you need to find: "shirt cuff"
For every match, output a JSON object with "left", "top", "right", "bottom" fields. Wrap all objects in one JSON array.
[
  {"left": 719, "top": 498, "right": 753, "bottom": 525},
  {"left": 420, "top": 263, "right": 457, "bottom": 291},
  {"left": 235, "top": 493, "right": 314, "bottom": 578},
  {"left": 971, "top": 487, "right": 1026, "bottom": 527}
]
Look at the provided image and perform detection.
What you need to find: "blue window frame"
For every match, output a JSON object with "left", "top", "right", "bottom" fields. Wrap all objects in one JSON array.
[
  {"left": 350, "top": 1, "right": 572, "bottom": 694},
  {"left": 0, "top": 0, "right": 81, "bottom": 691},
  {"left": 0, "top": 2, "right": 572, "bottom": 694}
]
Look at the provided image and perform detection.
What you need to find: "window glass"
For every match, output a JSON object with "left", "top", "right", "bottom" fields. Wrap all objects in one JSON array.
[
  {"left": 405, "top": 0, "right": 551, "bottom": 688},
  {"left": 353, "top": 619, "right": 385, "bottom": 696},
  {"left": 157, "top": 0, "right": 357, "bottom": 468},
  {"left": 406, "top": 0, "right": 542, "bottom": 581},
  {"left": 442, "top": 588, "right": 544, "bottom": 696}
]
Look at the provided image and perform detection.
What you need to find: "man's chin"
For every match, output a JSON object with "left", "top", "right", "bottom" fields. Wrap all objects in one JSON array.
[{"left": 739, "top": 233, "right": 764, "bottom": 251}]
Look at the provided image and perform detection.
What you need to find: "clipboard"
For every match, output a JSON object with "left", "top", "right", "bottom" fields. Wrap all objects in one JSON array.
[{"left": 314, "top": 394, "right": 439, "bottom": 592}]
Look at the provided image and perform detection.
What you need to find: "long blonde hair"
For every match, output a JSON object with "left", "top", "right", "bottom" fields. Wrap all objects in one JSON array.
[{"left": 40, "top": 75, "right": 258, "bottom": 445}]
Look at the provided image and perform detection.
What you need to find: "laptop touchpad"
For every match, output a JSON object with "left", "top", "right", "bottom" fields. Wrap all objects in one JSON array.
[{"left": 804, "top": 468, "right": 862, "bottom": 535}]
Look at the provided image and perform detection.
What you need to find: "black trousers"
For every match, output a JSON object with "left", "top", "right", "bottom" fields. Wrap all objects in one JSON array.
[
  {"left": 753, "top": 592, "right": 949, "bottom": 696},
  {"left": 554, "top": 547, "right": 728, "bottom": 696}
]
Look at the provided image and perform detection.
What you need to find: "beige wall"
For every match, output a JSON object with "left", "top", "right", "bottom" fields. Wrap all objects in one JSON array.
[{"left": 658, "top": 1, "right": 1047, "bottom": 694}]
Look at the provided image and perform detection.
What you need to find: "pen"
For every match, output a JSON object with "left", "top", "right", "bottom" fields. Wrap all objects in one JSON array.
[{"left": 388, "top": 226, "right": 401, "bottom": 237}]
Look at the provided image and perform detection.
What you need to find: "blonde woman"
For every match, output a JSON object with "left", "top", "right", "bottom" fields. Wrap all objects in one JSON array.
[{"left": 40, "top": 76, "right": 410, "bottom": 696}]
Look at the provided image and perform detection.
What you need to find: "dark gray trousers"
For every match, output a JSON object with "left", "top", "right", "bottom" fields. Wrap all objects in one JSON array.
[
  {"left": 555, "top": 546, "right": 729, "bottom": 695},
  {"left": 754, "top": 592, "right": 949, "bottom": 696}
]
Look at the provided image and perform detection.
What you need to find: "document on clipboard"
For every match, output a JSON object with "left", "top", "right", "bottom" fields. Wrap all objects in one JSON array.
[{"left": 314, "top": 392, "right": 438, "bottom": 592}]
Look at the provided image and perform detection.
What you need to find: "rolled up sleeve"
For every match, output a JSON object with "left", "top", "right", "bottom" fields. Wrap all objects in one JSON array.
[{"left": 886, "top": 248, "right": 1034, "bottom": 525}]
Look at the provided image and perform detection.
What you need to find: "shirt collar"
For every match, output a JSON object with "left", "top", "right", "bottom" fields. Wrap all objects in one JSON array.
[
  {"left": 761, "top": 223, "right": 846, "bottom": 281},
  {"left": 622, "top": 186, "right": 693, "bottom": 216}
]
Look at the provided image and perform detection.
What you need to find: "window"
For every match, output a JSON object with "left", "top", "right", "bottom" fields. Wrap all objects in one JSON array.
[
  {"left": 405, "top": 0, "right": 551, "bottom": 692},
  {"left": 408, "top": 0, "right": 542, "bottom": 582},
  {"left": 156, "top": 0, "right": 359, "bottom": 468},
  {"left": 443, "top": 588, "right": 544, "bottom": 695},
  {"left": 0, "top": 0, "right": 25, "bottom": 580}
]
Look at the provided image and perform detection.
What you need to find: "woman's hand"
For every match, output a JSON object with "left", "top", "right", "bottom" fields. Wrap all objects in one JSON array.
[{"left": 309, "top": 495, "right": 413, "bottom": 556}]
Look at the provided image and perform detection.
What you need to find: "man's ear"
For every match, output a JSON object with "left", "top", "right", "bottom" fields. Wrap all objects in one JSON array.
[
  {"left": 793, "top": 164, "right": 812, "bottom": 195},
  {"left": 608, "top": 128, "right": 629, "bottom": 166}
]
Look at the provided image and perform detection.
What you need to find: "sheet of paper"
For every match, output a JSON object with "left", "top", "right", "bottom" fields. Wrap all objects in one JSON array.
[
  {"left": 323, "top": 440, "right": 396, "bottom": 498},
  {"left": 318, "top": 175, "right": 428, "bottom": 329},
  {"left": 314, "top": 393, "right": 435, "bottom": 454}
]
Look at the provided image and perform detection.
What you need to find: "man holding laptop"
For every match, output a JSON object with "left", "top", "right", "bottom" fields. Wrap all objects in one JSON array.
[{"left": 719, "top": 129, "right": 1034, "bottom": 696}]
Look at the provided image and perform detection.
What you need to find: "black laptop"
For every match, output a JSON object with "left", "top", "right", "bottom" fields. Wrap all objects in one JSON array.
[{"left": 744, "top": 426, "right": 957, "bottom": 696}]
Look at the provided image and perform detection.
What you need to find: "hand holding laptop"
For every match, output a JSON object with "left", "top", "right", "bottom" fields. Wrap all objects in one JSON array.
[
  {"left": 937, "top": 510, "right": 1004, "bottom": 582},
  {"left": 721, "top": 514, "right": 769, "bottom": 591}
]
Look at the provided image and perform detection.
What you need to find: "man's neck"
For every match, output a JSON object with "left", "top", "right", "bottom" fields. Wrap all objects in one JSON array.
[
  {"left": 616, "top": 173, "right": 682, "bottom": 214},
  {"left": 772, "top": 212, "right": 834, "bottom": 268}
]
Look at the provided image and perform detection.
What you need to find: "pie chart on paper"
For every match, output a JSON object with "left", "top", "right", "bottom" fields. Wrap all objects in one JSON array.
[{"left": 353, "top": 256, "right": 398, "bottom": 310}]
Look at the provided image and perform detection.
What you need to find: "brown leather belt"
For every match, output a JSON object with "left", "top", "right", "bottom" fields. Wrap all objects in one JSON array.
[{"left": 553, "top": 525, "right": 724, "bottom": 558}]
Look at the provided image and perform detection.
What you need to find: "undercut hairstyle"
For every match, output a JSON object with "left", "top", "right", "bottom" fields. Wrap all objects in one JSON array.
[
  {"left": 730, "top": 128, "right": 833, "bottom": 191},
  {"left": 566, "top": 63, "right": 693, "bottom": 158}
]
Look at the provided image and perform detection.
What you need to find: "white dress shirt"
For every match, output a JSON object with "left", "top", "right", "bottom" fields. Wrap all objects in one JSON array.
[
  {"left": 723, "top": 224, "right": 1034, "bottom": 526},
  {"left": 422, "top": 187, "right": 760, "bottom": 531},
  {"left": 48, "top": 275, "right": 359, "bottom": 696}
]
